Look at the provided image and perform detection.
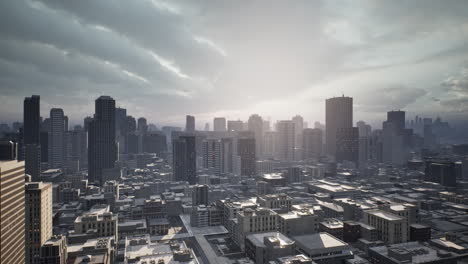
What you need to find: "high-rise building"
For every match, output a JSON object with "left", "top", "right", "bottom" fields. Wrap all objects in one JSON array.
[
  {"left": 49, "top": 108, "right": 66, "bottom": 169},
  {"left": 382, "top": 111, "right": 411, "bottom": 166},
  {"left": 88, "top": 96, "right": 117, "bottom": 185},
  {"left": 186, "top": 115, "right": 195, "bottom": 132},
  {"left": 0, "top": 144, "right": 25, "bottom": 264},
  {"left": 263, "top": 131, "right": 277, "bottom": 159},
  {"left": 248, "top": 114, "right": 263, "bottom": 158},
  {"left": 68, "top": 127, "right": 87, "bottom": 170},
  {"left": 292, "top": 115, "right": 304, "bottom": 153},
  {"left": 142, "top": 132, "right": 167, "bottom": 156},
  {"left": 25, "top": 182, "right": 53, "bottom": 264},
  {"left": 173, "top": 135, "right": 197, "bottom": 184},
  {"left": 137, "top": 117, "right": 148, "bottom": 134},
  {"left": 202, "top": 138, "right": 234, "bottom": 175},
  {"left": 228, "top": 120, "right": 243, "bottom": 132},
  {"left": 387, "top": 111, "right": 405, "bottom": 131},
  {"left": 24, "top": 95, "right": 40, "bottom": 145},
  {"left": 303, "top": 128, "right": 322, "bottom": 160},
  {"left": 336, "top": 127, "right": 359, "bottom": 165},
  {"left": 24, "top": 95, "right": 41, "bottom": 180},
  {"left": 276, "top": 120, "right": 295, "bottom": 161},
  {"left": 192, "top": 184, "right": 208, "bottom": 206},
  {"left": 213, "top": 117, "right": 227, "bottom": 132},
  {"left": 237, "top": 131, "right": 256, "bottom": 176},
  {"left": 325, "top": 96, "right": 353, "bottom": 157}
]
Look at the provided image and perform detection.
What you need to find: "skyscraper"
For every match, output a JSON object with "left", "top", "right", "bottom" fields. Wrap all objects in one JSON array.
[
  {"left": 276, "top": 120, "right": 295, "bottom": 161},
  {"left": 325, "top": 96, "right": 353, "bottom": 157},
  {"left": 292, "top": 115, "right": 304, "bottom": 153},
  {"left": 387, "top": 111, "right": 405, "bottom": 131},
  {"left": 24, "top": 95, "right": 41, "bottom": 180},
  {"left": 382, "top": 110, "right": 409, "bottom": 166},
  {"left": 186, "top": 115, "right": 195, "bottom": 132},
  {"left": 303, "top": 128, "right": 322, "bottom": 160},
  {"left": 228, "top": 120, "right": 243, "bottom": 132},
  {"left": 137, "top": 117, "right": 148, "bottom": 134},
  {"left": 25, "top": 182, "right": 52, "bottom": 264},
  {"left": 248, "top": 114, "right": 263, "bottom": 158},
  {"left": 213, "top": 117, "right": 227, "bottom": 132},
  {"left": 336, "top": 127, "right": 359, "bottom": 164},
  {"left": 202, "top": 138, "right": 233, "bottom": 175},
  {"left": 49, "top": 108, "right": 66, "bottom": 169},
  {"left": 237, "top": 131, "right": 256, "bottom": 176},
  {"left": 0, "top": 143, "right": 25, "bottom": 264},
  {"left": 88, "top": 96, "right": 117, "bottom": 185},
  {"left": 173, "top": 135, "right": 197, "bottom": 184}
]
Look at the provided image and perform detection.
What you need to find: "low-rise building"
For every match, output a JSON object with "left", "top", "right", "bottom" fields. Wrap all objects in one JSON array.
[{"left": 245, "top": 232, "right": 296, "bottom": 264}]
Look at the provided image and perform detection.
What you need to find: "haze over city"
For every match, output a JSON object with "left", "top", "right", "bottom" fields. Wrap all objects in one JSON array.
[{"left": 1, "top": 0, "right": 468, "bottom": 127}]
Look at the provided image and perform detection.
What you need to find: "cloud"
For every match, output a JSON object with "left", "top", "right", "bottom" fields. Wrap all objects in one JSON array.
[{"left": 355, "top": 85, "right": 427, "bottom": 112}]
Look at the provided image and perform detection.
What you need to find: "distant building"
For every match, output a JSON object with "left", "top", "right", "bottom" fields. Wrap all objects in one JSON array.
[
  {"left": 24, "top": 95, "right": 41, "bottom": 180},
  {"left": 213, "top": 117, "right": 227, "bottom": 132},
  {"left": 336, "top": 127, "right": 359, "bottom": 165},
  {"left": 49, "top": 108, "right": 66, "bottom": 169},
  {"left": 238, "top": 131, "right": 256, "bottom": 176},
  {"left": 88, "top": 96, "right": 117, "bottom": 185},
  {"left": 173, "top": 135, "right": 197, "bottom": 184},
  {"left": 326, "top": 96, "right": 353, "bottom": 157},
  {"left": 186, "top": 115, "right": 195, "bottom": 132},
  {"left": 363, "top": 209, "right": 408, "bottom": 244},
  {"left": 276, "top": 120, "right": 295, "bottom": 161},
  {"left": 248, "top": 114, "right": 264, "bottom": 158},
  {"left": 302, "top": 128, "right": 322, "bottom": 160},
  {"left": 228, "top": 120, "right": 243, "bottom": 132}
]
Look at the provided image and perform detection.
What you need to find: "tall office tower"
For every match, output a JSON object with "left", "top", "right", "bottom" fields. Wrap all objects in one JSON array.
[
  {"left": 126, "top": 115, "right": 137, "bottom": 132},
  {"left": 387, "top": 111, "right": 405, "bottom": 131},
  {"left": 192, "top": 184, "right": 209, "bottom": 206},
  {"left": 115, "top": 107, "right": 127, "bottom": 135},
  {"left": 263, "top": 131, "right": 277, "bottom": 159},
  {"left": 228, "top": 120, "right": 243, "bottom": 132},
  {"left": 0, "top": 143, "right": 25, "bottom": 264},
  {"left": 356, "top": 121, "right": 372, "bottom": 137},
  {"left": 213, "top": 117, "right": 227, "bottom": 132},
  {"left": 25, "top": 182, "right": 52, "bottom": 264},
  {"left": 49, "top": 108, "right": 66, "bottom": 169},
  {"left": 425, "top": 161, "right": 457, "bottom": 187},
  {"left": 69, "top": 127, "right": 87, "bottom": 170},
  {"left": 137, "top": 117, "right": 148, "bottom": 134},
  {"left": 237, "top": 131, "right": 256, "bottom": 176},
  {"left": 248, "top": 114, "right": 263, "bottom": 158},
  {"left": 202, "top": 139, "right": 222, "bottom": 174},
  {"left": 201, "top": 138, "right": 233, "bottom": 175},
  {"left": 88, "top": 96, "right": 117, "bottom": 185},
  {"left": 292, "top": 115, "right": 304, "bottom": 152},
  {"left": 173, "top": 135, "right": 197, "bottom": 184},
  {"left": 142, "top": 132, "right": 167, "bottom": 156},
  {"left": 382, "top": 110, "right": 408, "bottom": 166},
  {"left": 115, "top": 107, "right": 127, "bottom": 154},
  {"left": 263, "top": 120, "right": 271, "bottom": 132},
  {"left": 83, "top": 116, "right": 93, "bottom": 131},
  {"left": 24, "top": 95, "right": 41, "bottom": 180},
  {"left": 276, "top": 120, "right": 295, "bottom": 161},
  {"left": 336, "top": 127, "right": 359, "bottom": 164},
  {"left": 325, "top": 96, "right": 353, "bottom": 157},
  {"left": 303, "top": 128, "right": 322, "bottom": 160},
  {"left": 186, "top": 115, "right": 195, "bottom": 132}
]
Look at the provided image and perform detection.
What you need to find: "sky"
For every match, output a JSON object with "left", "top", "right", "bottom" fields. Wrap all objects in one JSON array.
[{"left": 1, "top": 0, "right": 468, "bottom": 129}]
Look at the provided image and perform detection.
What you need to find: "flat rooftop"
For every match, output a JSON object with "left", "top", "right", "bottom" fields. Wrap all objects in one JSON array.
[
  {"left": 366, "top": 210, "right": 403, "bottom": 221},
  {"left": 293, "top": 232, "right": 347, "bottom": 250}
]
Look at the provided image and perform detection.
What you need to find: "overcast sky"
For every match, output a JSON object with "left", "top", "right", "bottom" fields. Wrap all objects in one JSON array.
[{"left": 1, "top": 0, "right": 468, "bottom": 128}]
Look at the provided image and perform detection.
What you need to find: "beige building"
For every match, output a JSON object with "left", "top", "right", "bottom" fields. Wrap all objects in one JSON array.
[
  {"left": 235, "top": 207, "right": 278, "bottom": 249},
  {"left": 0, "top": 160, "right": 26, "bottom": 264},
  {"left": 25, "top": 182, "right": 53, "bottom": 264},
  {"left": 363, "top": 209, "right": 408, "bottom": 244},
  {"left": 74, "top": 204, "right": 118, "bottom": 240}
]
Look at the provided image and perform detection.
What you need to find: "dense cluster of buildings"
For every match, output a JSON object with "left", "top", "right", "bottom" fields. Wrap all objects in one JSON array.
[{"left": 0, "top": 94, "right": 467, "bottom": 264}]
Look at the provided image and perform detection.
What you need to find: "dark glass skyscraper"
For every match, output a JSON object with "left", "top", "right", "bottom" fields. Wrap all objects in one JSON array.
[
  {"left": 23, "top": 95, "right": 41, "bottom": 180},
  {"left": 186, "top": 115, "right": 195, "bottom": 132},
  {"left": 88, "top": 96, "right": 117, "bottom": 185},
  {"left": 172, "top": 135, "right": 197, "bottom": 184},
  {"left": 237, "top": 131, "right": 256, "bottom": 176}
]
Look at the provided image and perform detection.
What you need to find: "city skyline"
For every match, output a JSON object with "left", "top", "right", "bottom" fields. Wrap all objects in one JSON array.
[{"left": 1, "top": 1, "right": 468, "bottom": 126}]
